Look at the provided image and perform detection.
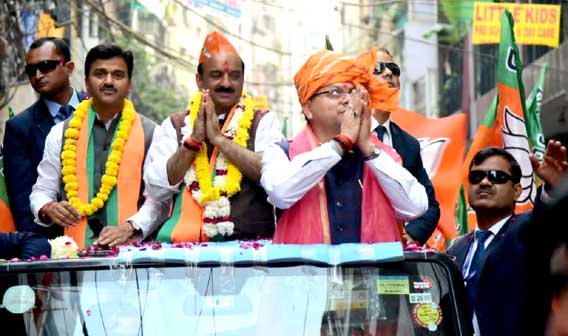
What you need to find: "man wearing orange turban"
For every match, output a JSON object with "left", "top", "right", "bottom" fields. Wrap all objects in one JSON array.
[
  {"left": 144, "top": 31, "right": 283, "bottom": 243},
  {"left": 260, "top": 50, "right": 428, "bottom": 244},
  {"left": 360, "top": 47, "right": 440, "bottom": 246}
]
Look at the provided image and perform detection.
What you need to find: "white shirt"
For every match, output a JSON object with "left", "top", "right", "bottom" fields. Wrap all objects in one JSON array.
[
  {"left": 29, "top": 115, "right": 170, "bottom": 241},
  {"left": 260, "top": 140, "right": 428, "bottom": 222},
  {"left": 144, "top": 112, "right": 283, "bottom": 204},
  {"left": 462, "top": 216, "right": 510, "bottom": 280},
  {"left": 43, "top": 89, "right": 81, "bottom": 122},
  {"left": 371, "top": 117, "right": 392, "bottom": 147},
  {"left": 461, "top": 215, "right": 511, "bottom": 336}
]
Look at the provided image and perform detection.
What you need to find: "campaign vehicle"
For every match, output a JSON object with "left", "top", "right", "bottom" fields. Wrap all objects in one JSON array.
[{"left": 0, "top": 242, "right": 472, "bottom": 335}]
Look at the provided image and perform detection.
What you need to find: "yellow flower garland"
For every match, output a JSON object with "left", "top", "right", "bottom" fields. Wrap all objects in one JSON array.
[
  {"left": 61, "top": 98, "right": 135, "bottom": 216},
  {"left": 188, "top": 91, "right": 254, "bottom": 204}
]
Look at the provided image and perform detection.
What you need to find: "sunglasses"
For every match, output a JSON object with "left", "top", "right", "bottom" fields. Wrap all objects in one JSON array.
[
  {"left": 25, "top": 58, "right": 65, "bottom": 77},
  {"left": 468, "top": 169, "right": 517, "bottom": 185},
  {"left": 374, "top": 62, "right": 400, "bottom": 77}
]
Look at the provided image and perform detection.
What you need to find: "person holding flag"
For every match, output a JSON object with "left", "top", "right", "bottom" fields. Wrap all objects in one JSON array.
[
  {"left": 539, "top": 178, "right": 568, "bottom": 336},
  {"left": 458, "top": 10, "right": 543, "bottom": 232},
  {"left": 450, "top": 9, "right": 568, "bottom": 335},
  {"left": 260, "top": 49, "right": 427, "bottom": 244},
  {"left": 30, "top": 44, "right": 167, "bottom": 249},
  {"left": 448, "top": 142, "right": 566, "bottom": 336}
]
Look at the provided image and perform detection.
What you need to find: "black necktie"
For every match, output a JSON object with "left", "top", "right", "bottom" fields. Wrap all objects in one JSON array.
[
  {"left": 466, "top": 230, "right": 492, "bottom": 313},
  {"left": 56, "top": 105, "right": 74, "bottom": 122},
  {"left": 375, "top": 125, "right": 387, "bottom": 141}
]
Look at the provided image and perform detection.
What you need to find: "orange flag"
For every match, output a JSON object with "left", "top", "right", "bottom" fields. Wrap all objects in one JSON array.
[
  {"left": 391, "top": 108, "right": 467, "bottom": 251},
  {"left": 460, "top": 10, "right": 535, "bottom": 232}
]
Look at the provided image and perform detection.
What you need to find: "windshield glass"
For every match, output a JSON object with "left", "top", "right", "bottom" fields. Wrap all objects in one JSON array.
[{"left": 0, "top": 258, "right": 461, "bottom": 335}]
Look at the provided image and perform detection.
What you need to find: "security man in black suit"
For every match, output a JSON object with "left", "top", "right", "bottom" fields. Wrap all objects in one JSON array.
[
  {"left": 370, "top": 47, "right": 440, "bottom": 245},
  {"left": 3, "top": 37, "right": 81, "bottom": 238}
]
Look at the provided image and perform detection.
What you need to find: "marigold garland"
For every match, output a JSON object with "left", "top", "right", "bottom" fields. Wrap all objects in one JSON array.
[
  {"left": 61, "top": 98, "right": 135, "bottom": 216},
  {"left": 182, "top": 91, "right": 254, "bottom": 237}
]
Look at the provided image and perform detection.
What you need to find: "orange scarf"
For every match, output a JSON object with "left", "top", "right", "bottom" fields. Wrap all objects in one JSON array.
[
  {"left": 65, "top": 110, "right": 145, "bottom": 248},
  {"left": 274, "top": 126, "right": 403, "bottom": 244}
]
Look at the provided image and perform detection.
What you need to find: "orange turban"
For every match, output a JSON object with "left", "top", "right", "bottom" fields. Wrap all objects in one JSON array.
[
  {"left": 294, "top": 50, "right": 368, "bottom": 104},
  {"left": 199, "top": 31, "right": 239, "bottom": 64},
  {"left": 356, "top": 47, "right": 400, "bottom": 112}
]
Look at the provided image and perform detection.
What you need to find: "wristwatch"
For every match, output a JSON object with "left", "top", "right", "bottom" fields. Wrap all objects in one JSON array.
[
  {"left": 364, "top": 145, "right": 382, "bottom": 161},
  {"left": 127, "top": 220, "right": 143, "bottom": 237}
]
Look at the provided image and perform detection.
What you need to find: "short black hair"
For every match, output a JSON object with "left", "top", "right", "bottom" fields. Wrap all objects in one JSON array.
[
  {"left": 469, "top": 147, "right": 522, "bottom": 183},
  {"left": 85, "top": 44, "right": 134, "bottom": 78},
  {"left": 377, "top": 47, "right": 392, "bottom": 57},
  {"left": 28, "top": 37, "right": 71, "bottom": 62},
  {"left": 197, "top": 60, "right": 245, "bottom": 77}
]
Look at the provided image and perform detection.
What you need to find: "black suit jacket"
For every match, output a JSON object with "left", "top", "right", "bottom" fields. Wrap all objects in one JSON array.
[
  {"left": 447, "top": 212, "right": 532, "bottom": 336},
  {"left": 0, "top": 231, "right": 51, "bottom": 260},
  {"left": 389, "top": 122, "right": 440, "bottom": 244},
  {"left": 523, "top": 179, "right": 568, "bottom": 335},
  {"left": 3, "top": 99, "right": 61, "bottom": 237}
]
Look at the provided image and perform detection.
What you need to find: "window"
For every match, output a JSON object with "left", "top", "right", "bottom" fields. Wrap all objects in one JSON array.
[{"left": 0, "top": 253, "right": 470, "bottom": 335}]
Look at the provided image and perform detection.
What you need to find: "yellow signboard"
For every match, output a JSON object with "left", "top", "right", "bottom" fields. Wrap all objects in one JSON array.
[
  {"left": 472, "top": 2, "right": 561, "bottom": 48},
  {"left": 36, "top": 13, "right": 65, "bottom": 39}
]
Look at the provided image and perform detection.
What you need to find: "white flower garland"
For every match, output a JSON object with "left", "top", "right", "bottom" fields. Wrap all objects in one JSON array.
[
  {"left": 49, "top": 236, "right": 79, "bottom": 259},
  {"left": 181, "top": 96, "right": 249, "bottom": 238}
]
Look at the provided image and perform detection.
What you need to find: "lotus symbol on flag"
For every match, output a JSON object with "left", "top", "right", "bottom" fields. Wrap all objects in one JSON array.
[
  {"left": 418, "top": 138, "right": 449, "bottom": 178},
  {"left": 502, "top": 106, "right": 537, "bottom": 205},
  {"left": 506, "top": 47, "right": 517, "bottom": 73}
]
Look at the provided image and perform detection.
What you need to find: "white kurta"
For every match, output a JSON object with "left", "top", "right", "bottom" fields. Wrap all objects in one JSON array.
[
  {"left": 260, "top": 140, "right": 428, "bottom": 222},
  {"left": 30, "top": 116, "right": 170, "bottom": 240},
  {"left": 144, "top": 112, "right": 284, "bottom": 205}
]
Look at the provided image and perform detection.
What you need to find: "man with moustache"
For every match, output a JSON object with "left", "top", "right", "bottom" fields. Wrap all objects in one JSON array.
[
  {"left": 144, "top": 31, "right": 283, "bottom": 242},
  {"left": 447, "top": 143, "right": 567, "bottom": 336},
  {"left": 3, "top": 37, "right": 81, "bottom": 237},
  {"left": 357, "top": 47, "right": 440, "bottom": 246},
  {"left": 30, "top": 44, "right": 167, "bottom": 248},
  {"left": 260, "top": 49, "right": 427, "bottom": 244}
]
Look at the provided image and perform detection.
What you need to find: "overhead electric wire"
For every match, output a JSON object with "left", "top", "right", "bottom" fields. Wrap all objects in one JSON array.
[
  {"left": 80, "top": 0, "right": 195, "bottom": 69},
  {"left": 67, "top": 0, "right": 568, "bottom": 90}
]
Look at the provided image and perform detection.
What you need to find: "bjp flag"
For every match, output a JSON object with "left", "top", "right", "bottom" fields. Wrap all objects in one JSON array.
[
  {"left": 459, "top": 10, "right": 537, "bottom": 232},
  {"left": 0, "top": 146, "right": 16, "bottom": 233},
  {"left": 391, "top": 109, "right": 467, "bottom": 251}
]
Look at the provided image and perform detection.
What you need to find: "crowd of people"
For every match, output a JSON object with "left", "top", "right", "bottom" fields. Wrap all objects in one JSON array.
[{"left": 1, "top": 32, "right": 568, "bottom": 335}]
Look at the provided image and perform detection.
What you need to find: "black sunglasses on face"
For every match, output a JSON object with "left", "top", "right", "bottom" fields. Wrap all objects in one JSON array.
[
  {"left": 468, "top": 169, "right": 517, "bottom": 185},
  {"left": 25, "top": 58, "right": 65, "bottom": 77},
  {"left": 374, "top": 62, "right": 400, "bottom": 77}
]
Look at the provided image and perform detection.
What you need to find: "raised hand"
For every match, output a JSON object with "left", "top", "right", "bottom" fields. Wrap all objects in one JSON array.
[
  {"left": 191, "top": 90, "right": 207, "bottom": 143},
  {"left": 203, "top": 90, "right": 224, "bottom": 146},
  {"left": 339, "top": 87, "right": 362, "bottom": 144},
  {"left": 354, "top": 86, "right": 374, "bottom": 156},
  {"left": 530, "top": 140, "right": 568, "bottom": 188}
]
